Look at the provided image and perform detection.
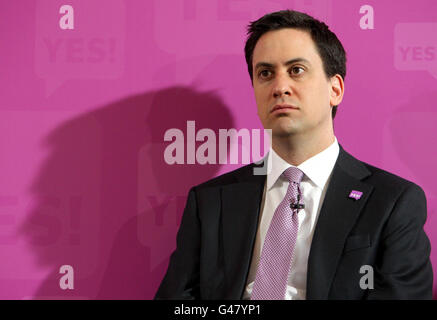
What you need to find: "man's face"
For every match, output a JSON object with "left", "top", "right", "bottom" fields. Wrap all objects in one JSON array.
[{"left": 252, "top": 28, "right": 339, "bottom": 139}]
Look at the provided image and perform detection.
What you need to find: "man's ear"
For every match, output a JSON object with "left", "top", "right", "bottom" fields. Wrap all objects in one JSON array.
[{"left": 329, "top": 74, "right": 344, "bottom": 107}]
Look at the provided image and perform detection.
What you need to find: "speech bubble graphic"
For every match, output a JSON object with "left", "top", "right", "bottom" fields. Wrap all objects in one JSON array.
[
  {"left": 152, "top": 0, "right": 332, "bottom": 56},
  {"left": 137, "top": 127, "right": 271, "bottom": 268},
  {"left": 394, "top": 23, "right": 437, "bottom": 79},
  {"left": 137, "top": 194, "right": 185, "bottom": 270},
  {"left": 34, "top": 0, "right": 125, "bottom": 96},
  {"left": 0, "top": 109, "right": 102, "bottom": 280},
  {"left": 137, "top": 143, "right": 186, "bottom": 270}
]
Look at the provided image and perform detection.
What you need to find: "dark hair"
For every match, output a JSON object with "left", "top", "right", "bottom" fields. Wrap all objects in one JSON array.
[{"left": 244, "top": 10, "right": 346, "bottom": 119}]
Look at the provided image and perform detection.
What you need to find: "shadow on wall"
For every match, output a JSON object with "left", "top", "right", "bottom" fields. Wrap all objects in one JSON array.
[
  {"left": 388, "top": 90, "right": 437, "bottom": 299},
  {"left": 19, "top": 86, "right": 234, "bottom": 299}
]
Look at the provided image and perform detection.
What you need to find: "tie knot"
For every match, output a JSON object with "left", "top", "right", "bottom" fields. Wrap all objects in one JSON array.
[{"left": 282, "top": 166, "right": 304, "bottom": 184}]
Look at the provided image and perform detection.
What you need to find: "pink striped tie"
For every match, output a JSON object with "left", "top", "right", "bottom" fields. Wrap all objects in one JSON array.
[{"left": 251, "top": 166, "right": 304, "bottom": 300}]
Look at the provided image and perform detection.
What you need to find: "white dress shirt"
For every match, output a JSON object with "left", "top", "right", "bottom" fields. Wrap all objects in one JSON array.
[{"left": 243, "top": 137, "right": 340, "bottom": 300}]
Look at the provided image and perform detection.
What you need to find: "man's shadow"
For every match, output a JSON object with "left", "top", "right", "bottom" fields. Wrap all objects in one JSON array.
[{"left": 19, "top": 86, "right": 234, "bottom": 299}]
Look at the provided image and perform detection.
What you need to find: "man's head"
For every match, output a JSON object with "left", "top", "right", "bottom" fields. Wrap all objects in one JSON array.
[{"left": 244, "top": 10, "right": 346, "bottom": 140}]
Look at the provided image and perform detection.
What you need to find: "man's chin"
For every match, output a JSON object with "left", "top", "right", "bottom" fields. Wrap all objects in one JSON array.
[{"left": 271, "top": 124, "right": 300, "bottom": 138}]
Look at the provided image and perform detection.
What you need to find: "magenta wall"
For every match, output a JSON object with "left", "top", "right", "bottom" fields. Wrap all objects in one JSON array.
[{"left": 1, "top": 0, "right": 436, "bottom": 299}]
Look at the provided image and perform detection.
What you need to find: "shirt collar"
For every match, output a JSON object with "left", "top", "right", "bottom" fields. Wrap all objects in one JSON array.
[{"left": 266, "top": 137, "right": 340, "bottom": 190}]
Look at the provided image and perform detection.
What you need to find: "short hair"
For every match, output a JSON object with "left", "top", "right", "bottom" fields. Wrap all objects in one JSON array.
[{"left": 244, "top": 10, "right": 346, "bottom": 119}]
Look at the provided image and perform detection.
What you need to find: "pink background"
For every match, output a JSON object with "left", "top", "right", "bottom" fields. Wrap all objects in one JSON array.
[{"left": 0, "top": 0, "right": 436, "bottom": 299}]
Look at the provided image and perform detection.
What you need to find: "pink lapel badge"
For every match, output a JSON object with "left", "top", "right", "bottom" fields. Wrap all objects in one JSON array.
[{"left": 349, "top": 190, "right": 363, "bottom": 200}]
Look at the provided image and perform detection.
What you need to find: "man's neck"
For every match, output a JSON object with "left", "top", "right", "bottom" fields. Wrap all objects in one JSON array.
[{"left": 272, "top": 133, "right": 335, "bottom": 167}]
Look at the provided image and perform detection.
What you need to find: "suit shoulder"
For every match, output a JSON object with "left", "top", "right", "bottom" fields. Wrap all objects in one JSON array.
[
  {"left": 361, "top": 161, "right": 424, "bottom": 196},
  {"left": 339, "top": 147, "right": 424, "bottom": 197}
]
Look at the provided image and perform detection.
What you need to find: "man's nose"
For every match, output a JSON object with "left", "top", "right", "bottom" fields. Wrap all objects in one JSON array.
[{"left": 272, "top": 73, "right": 293, "bottom": 98}]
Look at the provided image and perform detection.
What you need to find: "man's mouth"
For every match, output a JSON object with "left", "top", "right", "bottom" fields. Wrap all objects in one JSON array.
[{"left": 270, "top": 104, "right": 299, "bottom": 113}]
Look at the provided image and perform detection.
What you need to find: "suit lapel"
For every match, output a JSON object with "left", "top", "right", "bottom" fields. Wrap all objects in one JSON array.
[
  {"left": 306, "top": 146, "right": 373, "bottom": 299},
  {"left": 221, "top": 164, "right": 265, "bottom": 299}
]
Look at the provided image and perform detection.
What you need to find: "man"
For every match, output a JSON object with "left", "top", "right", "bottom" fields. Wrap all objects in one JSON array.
[{"left": 155, "top": 10, "right": 433, "bottom": 299}]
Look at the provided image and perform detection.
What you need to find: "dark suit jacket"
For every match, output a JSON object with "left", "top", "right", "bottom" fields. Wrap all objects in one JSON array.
[{"left": 155, "top": 146, "right": 433, "bottom": 299}]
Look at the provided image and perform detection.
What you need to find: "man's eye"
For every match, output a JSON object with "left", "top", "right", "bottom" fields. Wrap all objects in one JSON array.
[
  {"left": 259, "top": 70, "right": 272, "bottom": 78},
  {"left": 291, "top": 66, "right": 304, "bottom": 75}
]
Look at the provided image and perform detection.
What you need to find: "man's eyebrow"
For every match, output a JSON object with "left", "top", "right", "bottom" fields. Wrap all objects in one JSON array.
[{"left": 254, "top": 58, "right": 312, "bottom": 71}]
